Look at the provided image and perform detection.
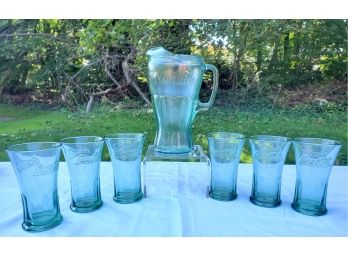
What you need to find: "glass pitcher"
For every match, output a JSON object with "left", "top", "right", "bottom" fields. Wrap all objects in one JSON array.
[{"left": 147, "top": 47, "right": 219, "bottom": 154}]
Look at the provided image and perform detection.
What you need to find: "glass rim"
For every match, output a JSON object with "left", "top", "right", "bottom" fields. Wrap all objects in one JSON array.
[
  {"left": 60, "top": 136, "right": 104, "bottom": 144},
  {"left": 104, "top": 133, "right": 144, "bottom": 139},
  {"left": 6, "top": 142, "right": 61, "bottom": 153},
  {"left": 249, "top": 135, "right": 291, "bottom": 142},
  {"left": 208, "top": 132, "right": 246, "bottom": 140},
  {"left": 293, "top": 137, "right": 342, "bottom": 146}
]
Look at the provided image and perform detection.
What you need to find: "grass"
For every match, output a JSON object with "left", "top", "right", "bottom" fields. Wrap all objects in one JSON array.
[{"left": 0, "top": 103, "right": 347, "bottom": 165}]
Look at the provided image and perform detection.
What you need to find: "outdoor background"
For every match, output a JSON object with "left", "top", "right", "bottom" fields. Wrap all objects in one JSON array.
[{"left": 0, "top": 19, "right": 346, "bottom": 164}]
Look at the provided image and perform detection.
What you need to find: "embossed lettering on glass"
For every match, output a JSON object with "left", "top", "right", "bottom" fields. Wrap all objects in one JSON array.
[
  {"left": 61, "top": 136, "right": 104, "bottom": 212},
  {"left": 208, "top": 132, "right": 245, "bottom": 201},
  {"left": 249, "top": 135, "right": 291, "bottom": 207},
  {"left": 105, "top": 133, "right": 145, "bottom": 203},
  {"left": 147, "top": 47, "right": 219, "bottom": 154},
  {"left": 6, "top": 142, "right": 63, "bottom": 232},
  {"left": 292, "top": 138, "right": 341, "bottom": 216}
]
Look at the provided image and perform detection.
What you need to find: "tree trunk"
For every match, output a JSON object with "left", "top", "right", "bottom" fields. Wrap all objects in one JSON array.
[
  {"left": 61, "top": 93, "right": 75, "bottom": 112},
  {"left": 269, "top": 39, "right": 280, "bottom": 71},
  {"left": 104, "top": 57, "right": 128, "bottom": 99},
  {"left": 20, "top": 64, "right": 30, "bottom": 86},
  {"left": 86, "top": 95, "right": 94, "bottom": 113},
  {"left": 122, "top": 48, "right": 151, "bottom": 105},
  {"left": 268, "top": 23, "right": 284, "bottom": 72},
  {"left": 85, "top": 84, "right": 133, "bottom": 113},
  {"left": 256, "top": 46, "right": 262, "bottom": 72},
  {"left": 293, "top": 29, "right": 302, "bottom": 73},
  {"left": 230, "top": 21, "right": 249, "bottom": 88},
  {"left": 283, "top": 32, "right": 290, "bottom": 69}
]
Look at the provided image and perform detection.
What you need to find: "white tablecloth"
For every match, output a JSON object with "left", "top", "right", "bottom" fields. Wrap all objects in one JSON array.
[{"left": 0, "top": 162, "right": 347, "bottom": 237}]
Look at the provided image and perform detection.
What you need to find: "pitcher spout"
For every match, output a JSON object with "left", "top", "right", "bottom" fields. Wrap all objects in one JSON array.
[{"left": 146, "top": 47, "right": 173, "bottom": 58}]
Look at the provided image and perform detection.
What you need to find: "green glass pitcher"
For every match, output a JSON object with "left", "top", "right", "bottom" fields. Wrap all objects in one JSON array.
[{"left": 147, "top": 47, "right": 219, "bottom": 154}]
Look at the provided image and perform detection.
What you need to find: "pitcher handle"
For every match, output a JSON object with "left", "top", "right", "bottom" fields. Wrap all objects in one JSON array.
[{"left": 196, "top": 64, "right": 219, "bottom": 113}]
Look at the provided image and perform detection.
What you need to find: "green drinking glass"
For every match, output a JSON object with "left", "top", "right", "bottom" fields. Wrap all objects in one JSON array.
[
  {"left": 61, "top": 136, "right": 104, "bottom": 213},
  {"left": 292, "top": 137, "right": 342, "bottom": 216},
  {"left": 6, "top": 142, "right": 63, "bottom": 232},
  {"left": 208, "top": 132, "right": 245, "bottom": 201},
  {"left": 105, "top": 133, "right": 145, "bottom": 204},
  {"left": 249, "top": 135, "right": 291, "bottom": 208}
]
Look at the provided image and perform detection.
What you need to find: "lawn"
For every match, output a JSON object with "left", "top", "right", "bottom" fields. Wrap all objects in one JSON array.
[{"left": 0, "top": 103, "right": 347, "bottom": 165}]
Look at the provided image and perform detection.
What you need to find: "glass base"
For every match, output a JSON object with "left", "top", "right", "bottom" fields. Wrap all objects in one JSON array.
[
  {"left": 144, "top": 145, "right": 209, "bottom": 162},
  {"left": 291, "top": 202, "right": 327, "bottom": 216},
  {"left": 22, "top": 214, "right": 63, "bottom": 232},
  {"left": 249, "top": 196, "right": 281, "bottom": 208},
  {"left": 209, "top": 190, "right": 237, "bottom": 201},
  {"left": 70, "top": 200, "right": 103, "bottom": 213},
  {"left": 113, "top": 192, "right": 143, "bottom": 204}
]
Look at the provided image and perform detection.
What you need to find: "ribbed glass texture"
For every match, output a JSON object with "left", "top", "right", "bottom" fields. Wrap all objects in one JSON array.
[
  {"left": 147, "top": 47, "right": 218, "bottom": 154},
  {"left": 291, "top": 138, "right": 341, "bottom": 216},
  {"left": 61, "top": 136, "right": 104, "bottom": 213},
  {"left": 208, "top": 132, "right": 245, "bottom": 201},
  {"left": 105, "top": 133, "right": 145, "bottom": 204},
  {"left": 249, "top": 135, "right": 291, "bottom": 208}
]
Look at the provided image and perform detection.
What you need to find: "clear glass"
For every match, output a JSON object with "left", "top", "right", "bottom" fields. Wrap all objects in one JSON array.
[
  {"left": 292, "top": 137, "right": 342, "bottom": 216},
  {"left": 6, "top": 142, "right": 63, "bottom": 232},
  {"left": 61, "top": 136, "right": 104, "bottom": 213},
  {"left": 208, "top": 132, "right": 245, "bottom": 201},
  {"left": 147, "top": 47, "right": 219, "bottom": 154},
  {"left": 249, "top": 135, "right": 291, "bottom": 207},
  {"left": 105, "top": 133, "right": 145, "bottom": 203}
]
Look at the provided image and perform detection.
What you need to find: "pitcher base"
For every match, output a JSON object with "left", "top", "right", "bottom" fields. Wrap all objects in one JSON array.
[{"left": 144, "top": 145, "right": 209, "bottom": 162}]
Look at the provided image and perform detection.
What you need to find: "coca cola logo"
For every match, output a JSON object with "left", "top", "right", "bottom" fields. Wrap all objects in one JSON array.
[
  {"left": 16, "top": 157, "right": 58, "bottom": 177},
  {"left": 16, "top": 157, "right": 40, "bottom": 170},
  {"left": 111, "top": 141, "right": 141, "bottom": 161},
  {"left": 67, "top": 147, "right": 99, "bottom": 165},
  {"left": 255, "top": 151, "right": 282, "bottom": 164},
  {"left": 213, "top": 142, "right": 239, "bottom": 162},
  {"left": 299, "top": 153, "right": 331, "bottom": 168},
  {"left": 151, "top": 66, "right": 196, "bottom": 85}
]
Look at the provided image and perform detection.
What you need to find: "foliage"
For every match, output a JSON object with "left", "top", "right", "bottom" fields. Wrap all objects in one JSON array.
[
  {"left": 192, "top": 19, "right": 347, "bottom": 89},
  {"left": 0, "top": 19, "right": 346, "bottom": 109},
  {"left": 0, "top": 20, "right": 81, "bottom": 95}
]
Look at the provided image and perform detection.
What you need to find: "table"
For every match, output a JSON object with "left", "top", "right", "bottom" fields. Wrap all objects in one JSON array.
[{"left": 0, "top": 162, "right": 347, "bottom": 236}]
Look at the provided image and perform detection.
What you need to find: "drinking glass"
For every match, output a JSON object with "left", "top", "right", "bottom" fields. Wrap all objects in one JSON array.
[
  {"left": 292, "top": 137, "right": 342, "bottom": 216},
  {"left": 105, "top": 133, "right": 145, "bottom": 203},
  {"left": 249, "top": 135, "right": 291, "bottom": 207},
  {"left": 208, "top": 132, "right": 245, "bottom": 201},
  {"left": 6, "top": 142, "right": 63, "bottom": 232},
  {"left": 61, "top": 136, "right": 104, "bottom": 212}
]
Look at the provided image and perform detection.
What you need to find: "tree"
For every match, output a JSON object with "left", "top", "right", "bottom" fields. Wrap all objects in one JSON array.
[{"left": 0, "top": 19, "right": 346, "bottom": 110}]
